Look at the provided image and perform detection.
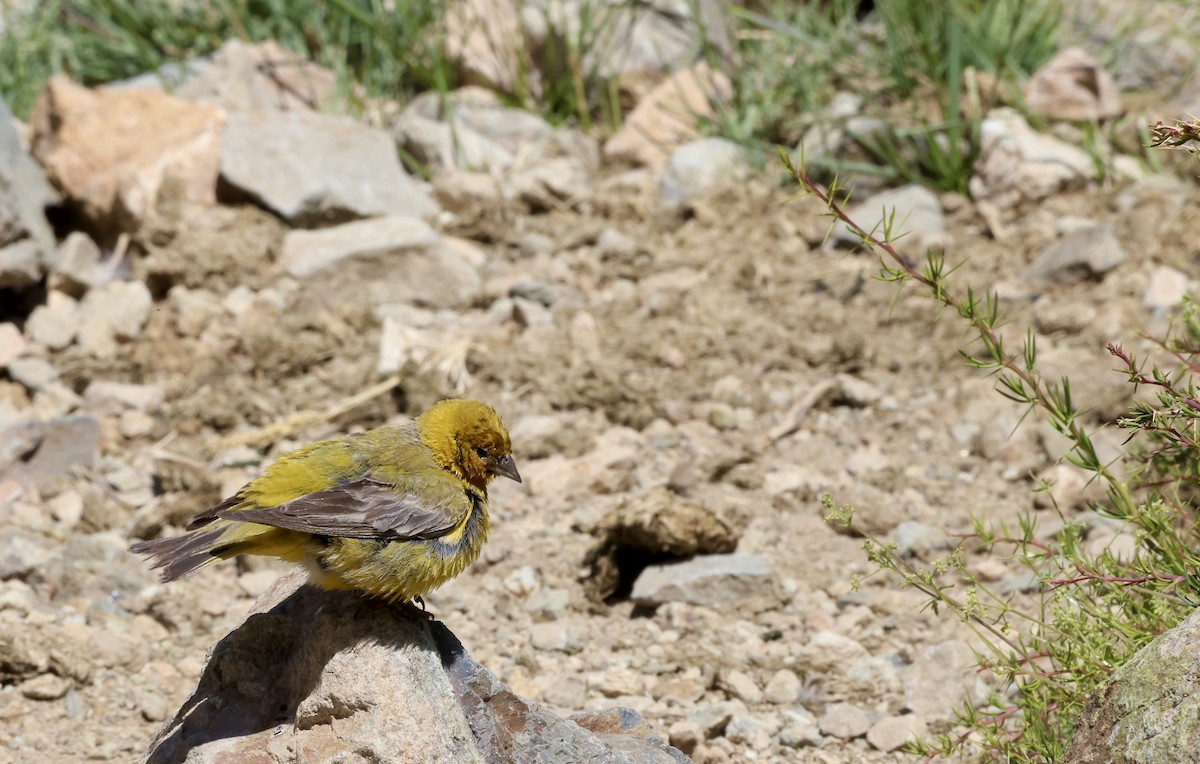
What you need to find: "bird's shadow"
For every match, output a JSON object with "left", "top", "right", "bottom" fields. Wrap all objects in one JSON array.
[{"left": 144, "top": 573, "right": 451, "bottom": 764}]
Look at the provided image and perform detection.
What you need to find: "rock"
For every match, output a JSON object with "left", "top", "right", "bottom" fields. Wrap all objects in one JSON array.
[
  {"left": 796, "top": 630, "right": 870, "bottom": 674},
  {"left": 796, "top": 92, "right": 865, "bottom": 163},
  {"left": 595, "top": 227, "right": 638, "bottom": 260},
  {"left": 525, "top": 0, "right": 730, "bottom": 81},
  {"left": 394, "top": 112, "right": 513, "bottom": 174},
  {"left": 2, "top": 415, "right": 99, "bottom": 490},
  {"left": 281, "top": 216, "right": 479, "bottom": 309},
  {"left": 1024, "top": 47, "right": 1121, "bottom": 122},
  {"left": 0, "top": 533, "right": 51, "bottom": 579},
  {"left": 1067, "top": 605, "right": 1200, "bottom": 762},
  {"left": 524, "top": 587, "right": 570, "bottom": 622},
  {"left": 686, "top": 701, "right": 742, "bottom": 739},
  {"left": 24, "top": 291, "right": 80, "bottom": 350},
  {"left": 1145, "top": 265, "right": 1189, "bottom": 313},
  {"left": 0, "top": 92, "right": 56, "bottom": 258},
  {"left": 892, "top": 521, "right": 951, "bottom": 559},
  {"left": 818, "top": 703, "right": 872, "bottom": 740},
  {"left": 513, "top": 297, "right": 553, "bottom": 328},
  {"left": 724, "top": 713, "right": 780, "bottom": 751},
  {"left": 778, "top": 708, "right": 822, "bottom": 748},
  {"left": 866, "top": 714, "right": 926, "bottom": 753},
  {"left": 604, "top": 63, "right": 733, "bottom": 169},
  {"left": 584, "top": 488, "right": 739, "bottom": 602},
  {"left": 0, "top": 322, "right": 25, "bottom": 366},
  {"left": 660, "top": 138, "right": 750, "bottom": 209},
  {"left": 969, "top": 108, "right": 1093, "bottom": 225},
  {"left": 219, "top": 110, "right": 437, "bottom": 227},
  {"left": 902, "top": 640, "right": 984, "bottom": 722},
  {"left": 511, "top": 157, "right": 592, "bottom": 210},
  {"left": 77, "top": 280, "right": 154, "bottom": 356},
  {"left": 530, "top": 622, "right": 583, "bottom": 654},
  {"left": 599, "top": 667, "right": 646, "bottom": 698},
  {"left": 630, "top": 553, "right": 780, "bottom": 613},
  {"left": 48, "top": 232, "right": 102, "bottom": 297},
  {"left": 29, "top": 75, "right": 223, "bottom": 234},
  {"left": 717, "top": 669, "right": 762, "bottom": 704},
  {"left": 830, "top": 184, "right": 947, "bottom": 254},
  {"left": 7, "top": 356, "right": 58, "bottom": 392},
  {"left": 20, "top": 672, "right": 71, "bottom": 700},
  {"left": 83, "top": 380, "right": 165, "bottom": 413},
  {"left": 0, "top": 239, "right": 42, "bottom": 288},
  {"left": 0, "top": 623, "right": 92, "bottom": 683},
  {"left": 434, "top": 170, "right": 505, "bottom": 213},
  {"left": 172, "top": 39, "right": 340, "bottom": 113},
  {"left": 443, "top": 0, "right": 533, "bottom": 97},
  {"left": 763, "top": 669, "right": 801, "bottom": 705},
  {"left": 143, "top": 572, "right": 685, "bottom": 763},
  {"left": 667, "top": 720, "right": 702, "bottom": 755},
  {"left": 1024, "top": 221, "right": 1126, "bottom": 284}
]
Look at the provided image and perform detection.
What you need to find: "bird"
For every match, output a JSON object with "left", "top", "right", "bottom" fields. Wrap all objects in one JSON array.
[{"left": 130, "top": 398, "right": 520, "bottom": 605}]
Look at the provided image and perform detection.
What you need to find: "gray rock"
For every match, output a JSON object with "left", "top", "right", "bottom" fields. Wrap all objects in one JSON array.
[
  {"left": 1144, "top": 265, "right": 1189, "bottom": 313},
  {"left": 49, "top": 232, "right": 101, "bottom": 297},
  {"left": 892, "top": 521, "right": 951, "bottom": 559},
  {"left": 511, "top": 157, "right": 592, "bottom": 210},
  {"left": 220, "top": 110, "right": 438, "bottom": 227},
  {"left": 0, "top": 93, "right": 56, "bottom": 257},
  {"left": 1024, "top": 47, "right": 1121, "bottom": 122},
  {"left": 866, "top": 714, "right": 927, "bottom": 753},
  {"left": 6, "top": 356, "right": 59, "bottom": 392},
  {"left": 143, "top": 572, "right": 686, "bottom": 763},
  {"left": 530, "top": 622, "right": 583, "bottom": 654},
  {"left": 2, "top": 415, "right": 100, "bottom": 490},
  {"left": 902, "top": 640, "right": 983, "bottom": 722},
  {"left": 778, "top": 708, "right": 821, "bottom": 748},
  {"left": 969, "top": 109, "right": 1093, "bottom": 219},
  {"left": 1024, "top": 222, "right": 1126, "bottom": 284},
  {"left": 830, "top": 184, "right": 947, "bottom": 253},
  {"left": 83, "top": 380, "right": 165, "bottom": 413},
  {"left": 717, "top": 669, "right": 762, "bottom": 704},
  {"left": 660, "top": 138, "right": 750, "bottom": 208},
  {"left": 0, "top": 533, "right": 51, "bottom": 580},
  {"left": 281, "top": 216, "right": 479, "bottom": 309},
  {"left": 0, "top": 239, "right": 41, "bottom": 288},
  {"left": 724, "top": 712, "right": 780, "bottom": 751},
  {"left": 763, "top": 669, "right": 802, "bottom": 705},
  {"left": 281, "top": 215, "right": 436, "bottom": 277},
  {"left": 630, "top": 553, "right": 780, "bottom": 612},
  {"left": 1066, "top": 606, "right": 1200, "bottom": 763},
  {"left": 77, "top": 281, "right": 154, "bottom": 356},
  {"left": 525, "top": 0, "right": 731, "bottom": 80},
  {"left": 173, "top": 39, "right": 341, "bottom": 114},
  {"left": 818, "top": 702, "right": 872, "bottom": 740},
  {"left": 0, "top": 322, "right": 24, "bottom": 366},
  {"left": 25, "top": 291, "right": 80, "bottom": 350},
  {"left": 586, "top": 488, "right": 739, "bottom": 602}
]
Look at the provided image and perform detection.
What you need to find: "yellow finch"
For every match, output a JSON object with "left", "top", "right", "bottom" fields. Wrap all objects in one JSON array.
[{"left": 131, "top": 399, "right": 520, "bottom": 604}]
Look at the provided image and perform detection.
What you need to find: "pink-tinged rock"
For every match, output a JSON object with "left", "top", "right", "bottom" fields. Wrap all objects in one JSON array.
[{"left": 29, "top": 76, "right": 223, "bottom": 234}]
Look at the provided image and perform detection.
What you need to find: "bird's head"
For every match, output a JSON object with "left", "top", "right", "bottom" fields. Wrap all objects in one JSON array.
[{"left": 417, "top": 399, "right": 521, "bottom": 489}]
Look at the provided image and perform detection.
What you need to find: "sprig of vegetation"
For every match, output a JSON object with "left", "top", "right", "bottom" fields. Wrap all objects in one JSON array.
[{"left": 784, "top": 127, "right": 1200, "bottom": 760}]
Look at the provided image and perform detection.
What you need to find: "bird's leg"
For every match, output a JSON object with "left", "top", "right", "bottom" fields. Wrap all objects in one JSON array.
[{"left": 403, "top": 595, "right": 436, "bottom": 621}]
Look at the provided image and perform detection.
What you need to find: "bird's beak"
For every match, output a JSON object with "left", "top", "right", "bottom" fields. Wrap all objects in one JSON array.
[{"left": 491, "top": 453, "right": 522, "bottom": 483}]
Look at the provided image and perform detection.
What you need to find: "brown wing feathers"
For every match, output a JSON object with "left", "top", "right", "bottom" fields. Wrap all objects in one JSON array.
[{"left": 215, "top": 478, "right": 460, "bottom": 541}]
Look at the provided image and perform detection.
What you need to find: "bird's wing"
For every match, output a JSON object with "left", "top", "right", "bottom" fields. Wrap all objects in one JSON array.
[{"left": 213, "top": 475, "right": 473, "bottom": 541}]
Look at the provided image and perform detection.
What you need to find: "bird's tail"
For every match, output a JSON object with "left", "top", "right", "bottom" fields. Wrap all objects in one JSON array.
[
  {"left": 131, "top": 522, "right": 314, "bottom": 582},
  {"left": 130, "top": 525, "right": 233, "bottom": 582}
]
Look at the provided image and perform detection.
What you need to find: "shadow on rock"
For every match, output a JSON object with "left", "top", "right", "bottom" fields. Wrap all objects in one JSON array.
[{"left": 145, "top": 570, "right": 688, "bottom": 763}]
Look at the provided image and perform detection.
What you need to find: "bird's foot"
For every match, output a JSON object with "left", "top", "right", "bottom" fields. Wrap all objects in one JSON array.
[{"left": 405, "top": 596, "right": 436, "bottom": 621}]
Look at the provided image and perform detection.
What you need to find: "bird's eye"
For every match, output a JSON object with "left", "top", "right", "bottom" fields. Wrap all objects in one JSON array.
[{"left": 475, "top": 447, "right": 489, "bottom": 459}]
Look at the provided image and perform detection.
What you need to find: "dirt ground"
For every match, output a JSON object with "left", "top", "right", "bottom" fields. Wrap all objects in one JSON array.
[{"left": 2, "top": 147, "right": 1199, "bottom": 763}]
